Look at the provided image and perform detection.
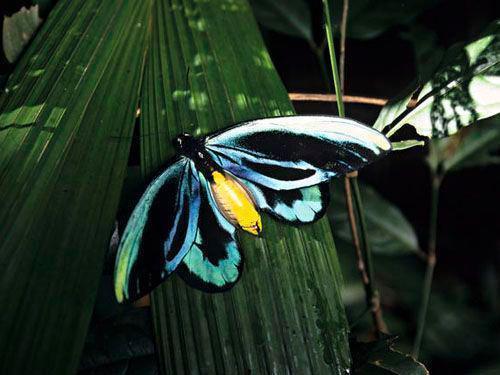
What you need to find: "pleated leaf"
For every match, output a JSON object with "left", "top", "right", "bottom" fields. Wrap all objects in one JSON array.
[
  {"left": 140, "top": 0, "right": 351, "bottom": 373},
  {"left": 0, "top": 1, "right": 152, "bottom": 373}
]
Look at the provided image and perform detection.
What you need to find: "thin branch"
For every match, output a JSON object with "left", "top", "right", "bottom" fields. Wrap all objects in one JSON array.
[
  {"left": 413, "top": 168, "right": 441, "bottom": 358},
  {"left": 350, "top": 177, "right": 388, "bottom": 335},
  {"left": 289, "top": 93, "right": 385, "bottom": 106},
  {"left": 339, "top": 0, "right": 349, "bottom": 93},
  {"left": 344, "top": 178, "right": 375, "bottom": 328},
  {"left": 323, "top": 0, "right": 388, "bottom": 336},
  {"left": 288, "top": 92, "right": 418, "bottom": 108},
  {"left": 344, "top": 177, "right": 368, "bottom": 283}
]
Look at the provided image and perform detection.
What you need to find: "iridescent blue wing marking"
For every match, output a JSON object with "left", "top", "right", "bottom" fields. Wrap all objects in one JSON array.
[
  {"left": 114, "top": 158, "right": 200, "bottom": 302},
  {"left": 176, "top": 172, "right": 242, "bottom": 292},
  {"left": 243, "top": 179, "right": 330, "bottom": 224},
  {"left": 205, "top": 115, "right": 391, "bottom": 190}
]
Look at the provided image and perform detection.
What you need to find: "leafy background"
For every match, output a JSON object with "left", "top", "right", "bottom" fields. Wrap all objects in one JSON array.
[
  {"left": 0, "top": 0, "right": 499, "bottom": 374},
  {"left": 256, "top": 0, "right": 499, "bottom": 373}
]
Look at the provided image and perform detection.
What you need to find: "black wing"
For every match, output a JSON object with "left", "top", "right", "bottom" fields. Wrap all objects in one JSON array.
[
  {"left": 206, "top": 115, "right": 391, "bottom": 190},
  {"left": 114, "top": 158, "right": 200, "bottom": 302}
]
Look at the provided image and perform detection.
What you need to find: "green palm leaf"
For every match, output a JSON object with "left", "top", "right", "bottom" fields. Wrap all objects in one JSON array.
[
  {"left": 0, "top": 0, "right": 351, "bottom": 373},
  {"left": 0, "top": 1, "right": 152, "bottom": 373},
  {"left": 142, "top": 1, "right": 350, "bottom": 373}
]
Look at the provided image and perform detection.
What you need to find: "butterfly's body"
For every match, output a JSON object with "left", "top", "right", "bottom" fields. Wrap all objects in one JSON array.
[
  {"left": 175, "top": 134, "right": 262, "bottom": 236},
  {"left": 209, "top": 171, "right": 262, "bottom": 235},
  {"left": 174, "top": 133, "right": 216, "bottom": 175},
  {"left": 115, "top": 115, "right": 391, "bottom": 302}
]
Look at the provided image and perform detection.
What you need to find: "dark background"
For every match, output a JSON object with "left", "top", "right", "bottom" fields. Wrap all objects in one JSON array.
[
  {"left": 260, "top": 0, "right": 500, "bottom": 286},
  {"left": 258, "top": 0, "right": 500, "bottom": 373}
]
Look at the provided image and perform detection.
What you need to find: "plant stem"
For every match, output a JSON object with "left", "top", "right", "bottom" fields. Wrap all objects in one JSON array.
[
  {"left": 323, "top": 0, "right": 344, "bottom": 117},
  {"left": 340, "top": 0, "right": 349, "bottom": 93},
  {"left": 412, "top": 169, "right": 441, "bottom": 358},
  {"left": 323, "top": 0, "right": 387, "bottom": 335},
  {"left": 352, "top": 177, "right": 388, "bottom": 334},
  {"left": 344, "top": 176, "right": 387, "bottom": 334}
]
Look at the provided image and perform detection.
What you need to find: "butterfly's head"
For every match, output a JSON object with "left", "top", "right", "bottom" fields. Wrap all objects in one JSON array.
[{"left": 173, "top": 133, "right": 197, "bottom": 155}]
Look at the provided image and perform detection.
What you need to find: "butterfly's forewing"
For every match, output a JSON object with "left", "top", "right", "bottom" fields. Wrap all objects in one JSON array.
[
  {"left": 205, "top": 115, "right": 391, "bottom": 190},
  {"left": 176, "top": 172, "right": 243, "bottom": 292},
  {"left": 243, "top": 180, "right": 330, "bottom": 224},
  {"left": 114, "top": 158, "right": 200, "bottom": 302}
]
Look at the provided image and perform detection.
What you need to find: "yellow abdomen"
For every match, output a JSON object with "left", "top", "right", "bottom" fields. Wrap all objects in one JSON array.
[{"left": 210, "top": 171, "right": 262, "bottom": 235}]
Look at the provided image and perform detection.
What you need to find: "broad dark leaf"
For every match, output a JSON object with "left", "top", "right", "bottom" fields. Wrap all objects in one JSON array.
[
  {"left": 470, "top": 364, "right": 500, "bottom": 375},
  {"left": 78, "top": 256, "right": 157, "bottom": 375},
  {"left": 443, "top": 116, "right": 500, "bottom": 172},
  {"left": 423, "top": 290, "right": 496, "bottom": 361},
  {"left": 401, "top": 24, "right": 445, "bottom": 84},
  {"left": 248, "top": 0, "right": 313, "bottom": 42},
  {"left": 80, "top": 356, "right": 158, "bottom": 375},
  {"left": 79, "top": 303, "right": 157, "bottom": 375},
  {"left": 333, "top": 0, "right": 438, "bottom": 40},
  {"left": 330, "top": 181, "right": 420, "bottom": 256},
  {"left": 351, "top": 336, "right": 429, "bottom": 374}
]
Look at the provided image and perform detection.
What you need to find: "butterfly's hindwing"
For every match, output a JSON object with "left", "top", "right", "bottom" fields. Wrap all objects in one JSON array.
[
  {"left": 176, "top": 172, "right": 243, "bottom": 292},
  {"left": 243, "top": 179, "right": 330, "bottom": 224},
  {"left": 206, "top": 115, "right": 391, "bottom": 190},
  {"left": 114, "top": 159, "right": 200, "bottom": 302}
]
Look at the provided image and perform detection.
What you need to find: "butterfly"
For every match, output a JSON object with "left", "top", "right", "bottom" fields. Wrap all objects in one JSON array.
[{"left": 114, "top": 115, "right": 391, "bottom": 302}]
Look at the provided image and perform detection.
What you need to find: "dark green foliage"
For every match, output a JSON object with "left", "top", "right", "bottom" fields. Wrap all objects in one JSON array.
[
  {"left": 332, "top": 0, "right": 439, "bottom": 40},
  {"left": 401, "top": 25, "right": 445, "bottom": 84},
  {"left": 442, "top": 117, "right": 500, "bottom": 171},
  {"left": 249, "top": 0, "right": 313, "bottom": 42},
  {"left": 338, "top": 237, "right": 500, "bottom": 372},
  {"left": 0, "top": 1, "right": 152, "bottom": 373},
  {"left": 78, "top": 276, "right": 158, "bottom": 375},
  {"left": 351, "top": 336, "right": 429, "bottom": 374},
  {"left": 330, "top": 181, "right": 419, "bottom": 256}
]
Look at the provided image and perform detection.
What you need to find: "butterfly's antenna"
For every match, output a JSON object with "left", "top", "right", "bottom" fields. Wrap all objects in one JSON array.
[
  {"left": 185, "top": 66, "right": 190, "bottom": 88},
  {"left": 183, "top": 66, "right": 195, "bottom": 131}
]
